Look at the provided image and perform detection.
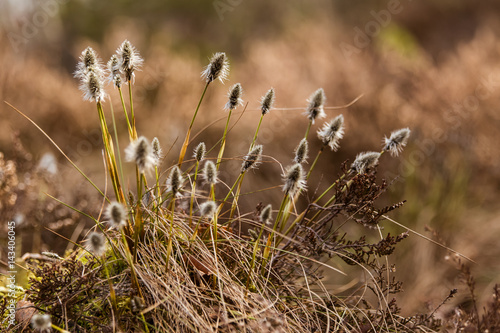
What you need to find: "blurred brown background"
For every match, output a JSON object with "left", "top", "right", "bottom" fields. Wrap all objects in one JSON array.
[{"left": 1, "top": 0, "right": 500, "bottom": 316}]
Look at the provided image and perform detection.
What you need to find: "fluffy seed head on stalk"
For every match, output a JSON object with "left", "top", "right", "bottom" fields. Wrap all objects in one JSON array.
[
  {"left": 241, "top": 145, "right": 263, "bottom": 173},
  {"left": 193, "top": 142, "right": 207, "bottom": 162},
  {"left": 202, "top": 160, "right": 218, "bottom": 185},
  {"left": 200, "top": 201, "right": 217, "bottom": 218},
  {"left": 151, "top": 137, "right": 162, "bottom": 166},
  {"left": 383, "top": 127, "right": 411, "bottom": 156},
  {"left": 260, "top": 204, "right": 273, "bottom": 225},
  {"left": 283, "top": 163, "right": 306, "bottom": 196},
  {"left": 201, "top": 52, "right": 229, "bottom": 84},
  {"left": 117, "top": 40, "right": 143, "bottom": 82},
  {"left": 125, "top": 136, "right": 155, "bottom": 174},
  {"left": 318, "top": 114, "right": 345, "bottom": 151},
  {"left": 31, "top": 314, "right": 51, "bottom": 330},
  {"left": 107, "top": 54, "right": 122, "bottom": 88},
  {"left": 261, "top": 88, "right": 275, "bottom": 115},
  {"left": 225, "top": 83, "right": 243, "bottom": 110},
  {"left": 87, "top": 232, "right": 106, "bottom": 256},
  {"left": 106, "top": 202, "right": 127, "bottom": 229},
  {"left": 81, "top": 71, "right": 107, "bottom": 102},
  {"left": 294, "top": 138, "right": 309, "bottom": 164},
  {"left": 75, "top": 47, "right": 107, "bottom": 103},
  {"left": 75, "top": 47, "right": 98, "bottom": 78},
  {"left": 167, "top": 166, "right": 184, "bottom": 197},
  {"left": 305, "top": 88, "right": 326, "bottom": 123},
  {"left": 351, "top": 151, "right": 381, "bottom": 174}
]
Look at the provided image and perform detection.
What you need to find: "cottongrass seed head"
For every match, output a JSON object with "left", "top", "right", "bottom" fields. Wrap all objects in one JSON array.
[
  {"left": 241, "top": 145, "right": 263, "bottom": 173},
  {"left": 202, "top": 160, "right": 218, "bottom": 185},
  {"left": 193, "top": 142, "right": 207, "bottom": 162},
  {"left": 383, "top": 127, "right": 411, "bottom": 156},
  {"left": 305, "top": 88, "right": 326, "bottom": 123},
  {"left": 75, "top": 47, "right": 98, "bottom": 79},
  {"left": 294, "top": 138, "right": 309, "bottom": 164},
  {"left": 167, "top": 166, "right": 184, "bottom": 197},
  {"left": 261, "top": 88, "right": 275, "bottom": 115},
  {"left": 225, "top": 83, "right": 243, "bottom": 110},
  {"left": 125, "top": 136, "right": 155, "bottom": 174},
  {"left": 201, "top": 52, "right": 229, "bottom": 84},
  {"left": 106, "top": 201, "right": 127, "bottom": 229},
  {"left": 200, "top": 201, "right": 217, "bottom": 218},
  {"left": 117, "top": 40, "right": 143, "bottom": 82},
  {"left": 75, "top": 47, "right": 106, "bottom": 103},
  {"left": 351, "top": 151, "right": 381, "bottom": 174},
  {"left": 260, "top": 204, "right": 273, "bottom": 225},
  {"left": 318, "top": 114, "right": 345, "bottom": 151},
  {"left": 107, "top": 54, "right": 122, "bottom": 88},
  {"left": 87, "top": 232, "right": 106, "bottom": 256},
  {"left": 151, "top": 137, "right": 162, "bottom": 166},
  {"left": 31, "top": 313, "right": 51, "bottom": 331},
  {"left": 283, "top": 163, "right": 306, "bottom": 196}
]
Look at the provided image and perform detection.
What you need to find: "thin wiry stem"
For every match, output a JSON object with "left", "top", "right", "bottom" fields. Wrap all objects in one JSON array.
[
  {"left": 216, "top": 108, "right": 233, "bottom": 170},
  {"left": 250, "top": 113, "right": 265, "bottom": 149},
  {"left": 189, "top": 160, "right": 201, "bottom": 228},
  {"left": 96, "top": 101, "right": 126, "bottom": 204},
  {"left": 118, "top": 87, "right": 133, "bottom": 140},
  {"left": 178, "top": 82, "right": 210, "bottom": 167},
  {"left": 304, "top": 119, "right": 313, "bottom": 140},
  {"left": 129, "top": 81, "right": 137, "bottom": 140},
  {"left": 109, "top": 101, "right": 125, "bottom": 191},
  {"left": 306, "top": 145, "right": 325, "bottom": 180}
]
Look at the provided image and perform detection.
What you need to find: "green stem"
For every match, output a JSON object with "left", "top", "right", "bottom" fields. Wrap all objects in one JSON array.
[
  {"left": 128, "top": 82, "right": 137, "bottom": 140},
  {"left": 189, "top": 161, "right": 200, "bottom": 228},
  {"left": 229, "top": 173, "right": 245, "bottom": 219},
  {"left": 250, "top": 114, "right": 264, "bottom": 149},
  {"left": 221, "top": 173, "right": 244, "bottom": 208},
  {"left": 304, "top": 120, "right": 313, "bottom": 140},
  {"left": 216, "top": 108, "right": 233, "bottom": 170},
  {"left": 96, "top": 102, "right": 126, "bottom": 204},
  {"left": 109, "top": 102, "right": 125, "bottom": 191},
  {"left": 133, "top": 171, "right": 143, "bottom": 262},
  {"left": 118, "top": 87, "right": 133, "bottom": 140},
  {"left": 179, "top": 82, "right": 210, "bottom": 167},
  {"left": 306, "top": 145, "right": 325, "bottom": 180},
  {"left": 166, "top": 198, "right": 176, "bottom": 271},
  {"left": 51, "top": 324, "right": 71, "bottom": 333},
  {"left": 262, "top": 193, "right": 289, "bottom": 267},
  {"left": 155, "top": 165, "right": 161, "bottom": 223},
  {"left": 120, "top": 230, "right": 143, "bottom": 299}
]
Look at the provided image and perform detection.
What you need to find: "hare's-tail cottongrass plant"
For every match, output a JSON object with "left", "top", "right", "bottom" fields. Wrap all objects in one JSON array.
[
  {"left": 76, "top": 47, "right": 126, "bottom": 205},
  {"left": 178, "top": 52, "right": 229, "bottom": 167},
  {"left": 117, "top": 40, "right": 143, "bottom": 138},
  {"left": 12, "top": 41, "right": 441, "bottom": 333},
  {"left": 189, "top": 142, "right": 207, "bottom": 227},
  {"left": 217, "top": 83, "right": 243, "bottom": 170},
  {"left": 383, "top": 127, "right": 411, "bottom": 156},
  {"left": 227, "top": 144, "right": 263, "bottom": 219},
  {"left": 250, "top": 88, "right": 275, "bottom": 148},
  {"left": 304, "top": 88, "right": 326, "bottom": 138},
  {"left": 306, "top": 114, "right": 345, "bottom": 179},
  {"left": 294, "top": 138, "right": 309, "bottom": 164}
]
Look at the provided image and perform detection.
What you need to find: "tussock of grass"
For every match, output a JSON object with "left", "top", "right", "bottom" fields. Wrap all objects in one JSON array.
[{"left": 2, "top": 39, "right": 499, "bottom": 333}]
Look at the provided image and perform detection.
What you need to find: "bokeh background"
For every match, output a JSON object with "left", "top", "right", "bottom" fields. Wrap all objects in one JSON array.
[{"left": 1, "top": 0, "right": 500, "bottom": 316}]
